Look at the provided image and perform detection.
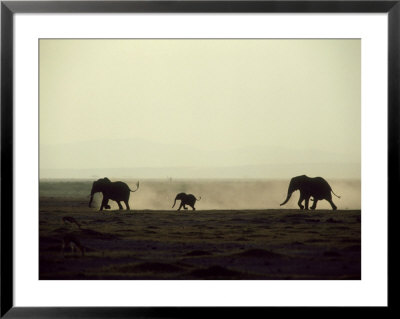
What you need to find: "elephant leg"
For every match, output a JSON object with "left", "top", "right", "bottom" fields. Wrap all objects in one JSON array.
[
  {"left": 178, "top": 202, "right": 183, "bottom": 211},
  {"left": 304, "top": 197, "right": 310, "bottom": 210},
  {"left": 297, "top": 195, "right": 304, "bottom": 210},
  {"left": 327, "top": 199, "right": 337, "bottom": 210},
  {"left": 100, "top": 198, "right": 108, "bottom": 211},
  {"left": 104, "top": 199, "right": 111, "bottom": 209},
  {"left": 124, "top": 200, "right": 130, "bottom": 210},
  {"left": 117, "top": 201, "right": 123, "bottom": 210},
  {"left": 310, "top": 199, "right": 318, "bottom": 210},
  {"left": 191, "top": 205, "right": 196, "bottom": 211}
]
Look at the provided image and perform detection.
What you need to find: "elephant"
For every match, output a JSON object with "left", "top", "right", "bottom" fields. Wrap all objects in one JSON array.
[
  {"left": 172, "top": 192, "right": 201, "bottom": 211},
  {"left": 88, "top": 177, "right": 139, "bottom": 211},
  {"left": 280, "top": 175, "right": 340, "bottom": 210}
]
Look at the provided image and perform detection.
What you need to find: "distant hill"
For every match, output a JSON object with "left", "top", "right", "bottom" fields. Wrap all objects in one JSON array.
[
  {"left": 40, "top": 138, "right": 360, "bottom": 179},
  {"left": 40, "top": 163, "right": 360, "bottom": 180}
]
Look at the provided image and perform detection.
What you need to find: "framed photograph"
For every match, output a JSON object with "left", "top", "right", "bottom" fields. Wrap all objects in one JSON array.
[{"left": 1, "top": 0, "right": 395, "bottom": 317}]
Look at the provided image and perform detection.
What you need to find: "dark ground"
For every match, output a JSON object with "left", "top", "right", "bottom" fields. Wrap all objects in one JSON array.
[{"left": 39, "top": 196, "right": 361, "bottom": 280}]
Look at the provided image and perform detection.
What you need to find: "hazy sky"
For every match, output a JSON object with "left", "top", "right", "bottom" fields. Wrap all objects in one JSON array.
[{"left": 40, "top": 39, "right": 360, "bottom": 178}]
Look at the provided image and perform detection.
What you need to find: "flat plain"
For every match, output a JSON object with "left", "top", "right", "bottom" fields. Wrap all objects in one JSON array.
[{"left": 39, "top": 179, "right": 361, "bottom": 280}]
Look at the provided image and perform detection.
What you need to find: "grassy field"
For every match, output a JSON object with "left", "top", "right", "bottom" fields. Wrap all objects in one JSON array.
[{"left": 39, "top": 179, "right": 361, "bottom": 280}]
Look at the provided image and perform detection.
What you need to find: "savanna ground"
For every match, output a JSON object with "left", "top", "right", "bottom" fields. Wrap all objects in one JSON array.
[{"left": 39, "top": 179, "right": 361, "bottom": 280}]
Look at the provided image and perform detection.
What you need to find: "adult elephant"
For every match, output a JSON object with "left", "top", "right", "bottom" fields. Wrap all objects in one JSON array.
[
  {"left": 172, "top": 192, "right": 201, "bottom": 211},
  {"left": 88, "top": 177, "right": 139, "bottom": 211},
  {"left": 280, "top": 175, "right": 340, "bottom": 210}
]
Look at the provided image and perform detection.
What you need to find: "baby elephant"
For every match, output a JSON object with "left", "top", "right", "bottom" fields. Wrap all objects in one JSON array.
[{"left": 172, "top": 192, "right": 201, "bottom": 211}]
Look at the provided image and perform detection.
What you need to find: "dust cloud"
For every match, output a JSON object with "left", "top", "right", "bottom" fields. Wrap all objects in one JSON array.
[{"left": 87, "top": 178, "right": 361, "bottom": 211}]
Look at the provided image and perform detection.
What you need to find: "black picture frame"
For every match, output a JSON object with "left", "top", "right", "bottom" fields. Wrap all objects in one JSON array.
[{"left": 1, "top": 0, "right": 396, "bottom": 317}]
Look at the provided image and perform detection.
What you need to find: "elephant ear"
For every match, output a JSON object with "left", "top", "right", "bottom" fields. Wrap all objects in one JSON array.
[{"left": 176, "top": 192, "right": 186, "bottom": 199}]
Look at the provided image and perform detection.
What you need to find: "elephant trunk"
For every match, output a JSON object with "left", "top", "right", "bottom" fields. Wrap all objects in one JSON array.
[
  {"left": 172, "top": 198, "right": 177, "bottom": 208},
  {"left": 88, "top": 187, "right": 95, "bottom": 208},
  {"left": 89, "top": 195, "right": 93, "bottom": 208}
]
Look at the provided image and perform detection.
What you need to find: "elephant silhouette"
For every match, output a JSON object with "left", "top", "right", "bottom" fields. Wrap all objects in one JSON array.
[
  {"left": 88, "top": 177, "right": 139, "bottom": 211},
  {"left": 172, "top": 192, "right": 201, "bottom": 211},
  {"left": 280, "top": 175, "right": 340, "bottom": 210}
]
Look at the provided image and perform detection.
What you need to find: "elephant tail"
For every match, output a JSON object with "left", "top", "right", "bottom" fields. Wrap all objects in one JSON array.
[
  {"left": 196, "top": 196, "right": 201, "bottom": 201},
  {"left": 331, "top": 190, "right": 341, "bottom": 198},
  {"left": 280, "top": 192, "right": 292, "bottom": 206},
  {"left": 129, "top": 181, "right": 140, "bottom": 192}
]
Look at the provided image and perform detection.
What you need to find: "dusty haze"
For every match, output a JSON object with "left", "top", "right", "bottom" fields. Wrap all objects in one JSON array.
[
  {"left": 40, "top": 178, "right": 361, "bottom": 210},
  {"left": 40, "top": 39, "right": 360, "bottom": 180}
]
